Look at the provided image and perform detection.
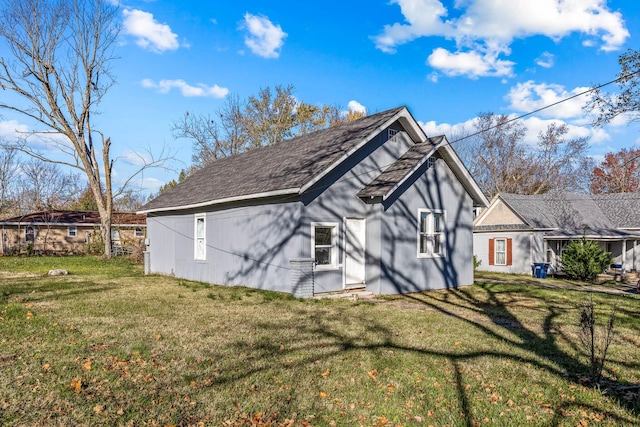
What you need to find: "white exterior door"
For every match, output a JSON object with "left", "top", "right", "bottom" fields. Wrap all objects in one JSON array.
[{"left": 344, "top": 218, "right": 366, "bottom": 289}]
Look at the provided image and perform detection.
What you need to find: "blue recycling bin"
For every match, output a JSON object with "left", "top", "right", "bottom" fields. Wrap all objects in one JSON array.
[{"left": 533, "top": 263, "right": 548, "bottom": 279}]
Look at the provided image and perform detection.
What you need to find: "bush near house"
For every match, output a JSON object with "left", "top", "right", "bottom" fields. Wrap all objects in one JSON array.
[{"left": 562, "top": 238, "right": 612, "bottom": 282}]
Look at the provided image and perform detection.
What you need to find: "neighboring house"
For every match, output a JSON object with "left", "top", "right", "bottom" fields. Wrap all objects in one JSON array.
[
  {"left": 0, "top": 210, "right": 146, "bottom": 255},
  {"left": 473, "top": 192, "right": 640, "bottom": 275},
  {"left": 139, "top": 106, "right": 489, "bottom": 297}
]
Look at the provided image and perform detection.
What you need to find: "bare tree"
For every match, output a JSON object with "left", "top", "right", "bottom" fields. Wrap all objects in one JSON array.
[
  {"left": 468, "top": 113, "right": 529, "bottom": 197},
  {"left": 173, "top": 85, "right": 365, "bottom": 170},
  {"left": 18, "top": 157, "right": 81, "bottom": 212},
  {"left": 0, "top": 0, "right": 165, "bottom": 257},
  {"left": 0, "top": 141, "right": 20, "bottom": 217},
  {"left": 586, "top": 49, "right": 640, "bottom": 127},
  {"left": 465, "top": 113, "right": 591, "bottom": 198},
  {"left": 528, "top": 122, "right": 591, "bottom": 195},
  {"left": 172, "top": 94, "right": 249, "bottom": 168}
]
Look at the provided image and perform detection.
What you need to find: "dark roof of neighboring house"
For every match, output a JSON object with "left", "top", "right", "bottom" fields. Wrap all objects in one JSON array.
[
  {"left": 357, "top": 136, "right": 441, "bottom": 199},
  {"left": 0, "top": 210, "right": 146, "bottom": 225},
  {"left": 140, "top": 106, "right": 413, "bottom": 213},
  {"left": 478, "top": 192, "right": 640, "bottom": 235}
]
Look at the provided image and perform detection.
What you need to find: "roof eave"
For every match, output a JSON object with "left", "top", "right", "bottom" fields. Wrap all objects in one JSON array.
[
  {"left": 138, "top": 187, "right": 300, "bottom": 214},
  {"left": 379, "top": 146, "right": 439, "bottom": 202},
  {"left": 299, "top": 107, "right": 414, "bottom": 194},
  {"left": 435, "top": 138, "right": 490, "bottom": 207}
]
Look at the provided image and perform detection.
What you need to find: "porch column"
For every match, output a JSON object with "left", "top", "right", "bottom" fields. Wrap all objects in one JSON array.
[{"left": 622, "top": 239, "right": 627, "bottom": 271}]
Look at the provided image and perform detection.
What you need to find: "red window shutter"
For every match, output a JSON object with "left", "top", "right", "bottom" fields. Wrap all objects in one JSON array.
[
  {"left": 506, "top": 238, "right": 512, "bottom": 266},
  {"left": 488, "top": 238, "right": 495, "bottom": 265}
]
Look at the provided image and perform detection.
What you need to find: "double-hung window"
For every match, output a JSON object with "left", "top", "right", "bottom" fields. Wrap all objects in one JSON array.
[
  {"left": 194, "top": 214, "right": 206, "bottom": 261},
  {"left": 311, "top": 222, "right": 338, "bottom": 270},
  {"left": 494, "top": 238, "right": 507, "bottom": 265},
  {"left": 67, "top": 226, "right": 77, "bottom": 238},
  {"left": 418, "top": 209, "right": 445, "bottom": 257}
]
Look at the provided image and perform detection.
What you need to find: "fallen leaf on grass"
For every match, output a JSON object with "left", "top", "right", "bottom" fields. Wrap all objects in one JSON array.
[
  {"left": 82, "top": 360, "right": 92, "bottom": 372},
  {"left": 70, "top": 378, "right": 82, "bottom": 394},
  {"left": 374, "top": 416, "right": 389, "bottom": 426},
  {"left": 93, "top": 404, "right": 105, "bottom": 414},
  {"left": 42, "top": 363, "right": 51, "bottom": 373},
  {"left": 386, "top": 384, "right": 395, "bottom": 392},
  {"left": 367, "top": 369, "right": 378, "bottom": 381},
  {"left": 318, "top": 391, "right": 329, "bottom": 399},
  {"left": 26, "top": 311, "right": 33, "bottom": 320},
  {"left": 321, "top": 368, "right": 330, "bottom": 378}
]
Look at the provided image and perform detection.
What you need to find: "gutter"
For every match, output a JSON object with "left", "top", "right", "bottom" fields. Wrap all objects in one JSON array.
[{"left": 137, "top": 187, "right": 300, "bottom": 214}]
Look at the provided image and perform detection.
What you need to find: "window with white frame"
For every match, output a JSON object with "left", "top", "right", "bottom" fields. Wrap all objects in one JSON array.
[
  {"left": 311, "top": 223, "right": 338, "bottom": 270},
  {"left": 194, "top": 215, "right": 206, "bottom": 261},
  {"left": 418, "top": 210, "right": 445, "bottom": 257},
  {"left": 67, "top": 226, "right": 77, "bottom": 238},
  {"left": 494, "top": 238, "right": 507, "bottom": 265},
  {"left": 134, "top": 227, "right": 144, "bottom": 238}
]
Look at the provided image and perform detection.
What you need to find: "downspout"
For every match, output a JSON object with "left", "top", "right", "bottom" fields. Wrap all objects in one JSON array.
[{"left": 529, "top": 232, "right": 534, "bottom": 267}]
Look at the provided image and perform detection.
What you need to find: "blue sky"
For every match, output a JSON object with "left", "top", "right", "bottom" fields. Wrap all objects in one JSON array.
[{"left": 1, "top": 0, "right": 639, "bottom": 195}]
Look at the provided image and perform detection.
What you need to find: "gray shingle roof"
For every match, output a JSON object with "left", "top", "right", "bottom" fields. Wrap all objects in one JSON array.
[
  {"left": 357, "top": 136, "right": 441, "bottom": 199},
  {"left": 141, "top": 106, "right": 407, "bottom": 212},
  {"left": 489, "top": 191, "right": 640, "bottom": 234},
  {"left": 592, "top": 193, "right": 640, "bottom": 228}
]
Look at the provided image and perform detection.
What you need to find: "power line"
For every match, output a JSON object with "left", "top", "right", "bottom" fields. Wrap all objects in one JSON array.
[
  {"left": 152, "top": 68, "right": 640, "bottom": 222},
  {"left": 448, "top": 68, "right": 640, "bottom": 145}
]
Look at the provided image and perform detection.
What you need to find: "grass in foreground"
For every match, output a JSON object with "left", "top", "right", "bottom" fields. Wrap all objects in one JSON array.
[{"left": 0, "top": 256, "right": 638, "bottom": 426}]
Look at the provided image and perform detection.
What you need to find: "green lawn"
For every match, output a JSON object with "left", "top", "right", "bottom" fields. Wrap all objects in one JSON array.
[{"left": 1, "top": 256, "right": 638, "bottom": 426}]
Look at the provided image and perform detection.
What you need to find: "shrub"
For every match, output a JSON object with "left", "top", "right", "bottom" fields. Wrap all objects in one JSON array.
[
  {"left": 473, "top": 255, "right": 482, "bottom": 271},
  {"left": 578, "top": 295, "right": 616, "bottom": 386},
  {"left": 561, "top": 238, "right": 611, "bottom": 282}
]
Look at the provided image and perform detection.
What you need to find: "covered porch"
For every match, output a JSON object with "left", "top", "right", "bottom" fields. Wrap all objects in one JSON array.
[{"left": 543, "top": 229, "right": 640, "bottom": 277}]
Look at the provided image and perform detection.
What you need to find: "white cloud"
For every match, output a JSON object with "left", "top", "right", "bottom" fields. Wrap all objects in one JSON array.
[
  {"left": 0, "top": 120, "right": 29, "bottom": 141},
  {"left": 421, "top": 115, "right": 608, "bottom": 153},
  {"left": 347, "top": 100, "right": 367, "bottom": 115},
  {"left": 505, "top": 81, "right": 590, "bottom": 119},
  {"left": 137, "top": 176, "right": 165, "bottom": 192},
  {"left": 420, "top": 118, "right": 476, "bottom": 141},
  {"left": 427, "top": 45, "right": 515, "bottom": 78},
  {"left": 242, "top": 13, "right": 287, "bottom": 59},
  {"left": 123, "top": 9, "right": 179, "bottom": 53},
  {"left": 374, "top": 0, "right": 629, "bottom": 78},
  {"left": 141, "top": 79, "right": 229, "bottom": 98},
  {"left": 535, "top": 52, "right": 554, "bottom": 68},
  {"left": 120, "top": 150, "right": 152, "bottom": 166}
]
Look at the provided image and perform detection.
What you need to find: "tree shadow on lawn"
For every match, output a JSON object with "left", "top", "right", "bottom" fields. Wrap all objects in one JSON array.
[
  {"left": 191, "top": 292, "right": 638, "bottom": 426},
  {"left": 0, "top": 276, "right": 120, "bottom": 304},
  {"left": 395, "top": 284, "right": 640, "bottom": 417}
]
